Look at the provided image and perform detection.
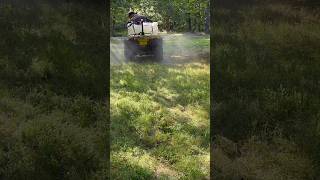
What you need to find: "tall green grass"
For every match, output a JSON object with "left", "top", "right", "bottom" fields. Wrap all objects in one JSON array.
[
  {"left": 111, "top": 64, "right": 210, "bottom": 179},
  {"left": 0, "top": 3, "right": 109, "bottom": 179},
  {"left": 212, "top": 2, "right": 320, "bottom": 179}
]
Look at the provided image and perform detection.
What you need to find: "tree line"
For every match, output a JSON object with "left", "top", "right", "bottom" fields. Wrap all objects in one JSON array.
[{"left": 111, "top": 0, "right": 210, "bottom": 36}]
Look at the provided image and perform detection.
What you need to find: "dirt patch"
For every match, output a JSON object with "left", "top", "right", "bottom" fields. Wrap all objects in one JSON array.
[{"left": 154, "top": 162, "right": 182, "bottom": 179}]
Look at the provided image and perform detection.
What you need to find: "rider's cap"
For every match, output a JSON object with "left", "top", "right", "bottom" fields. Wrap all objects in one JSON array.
[{"left": 128, "top": 11, "right": 135, "bottom": 18}]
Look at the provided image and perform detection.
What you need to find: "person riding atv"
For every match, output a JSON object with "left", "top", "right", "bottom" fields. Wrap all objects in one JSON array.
[
  {"left": 124, "top": 12, "right": 163, "bottom": 61},
  {"left": 128, "top": 12, "right": 152, "bottom": 24}
]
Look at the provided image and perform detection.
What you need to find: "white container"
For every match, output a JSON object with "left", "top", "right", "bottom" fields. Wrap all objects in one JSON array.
[{"left": 128, "top": 22, "right": 159, "bottom": 36}]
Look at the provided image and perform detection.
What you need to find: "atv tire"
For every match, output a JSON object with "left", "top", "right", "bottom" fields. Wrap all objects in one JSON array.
[
  {"left": 152, "top": 38, "right": 163, "bottom": 61},
  {"left": 124, "top": 40, "right": 136, "bottom": 61}
]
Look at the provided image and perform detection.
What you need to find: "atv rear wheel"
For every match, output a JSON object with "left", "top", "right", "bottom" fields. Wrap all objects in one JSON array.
[
  {"left": 152, "top": 38, "right": 163, "bottom": 61},
  {"left": 124, "top": 40, "right": 136, "bottom": 61}
]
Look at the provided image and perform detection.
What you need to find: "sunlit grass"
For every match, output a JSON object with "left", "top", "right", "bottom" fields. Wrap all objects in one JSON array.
[{"left": 111, "top": 63, "right": 210, "bottom": 179}]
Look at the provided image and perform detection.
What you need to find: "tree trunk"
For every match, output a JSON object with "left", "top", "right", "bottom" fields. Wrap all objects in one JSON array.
[
  {"left": 198, "top": 2, "right": 201, "bottom": 32},
  {"left": 187, "top": 12, "right": 192, "bottom": 32},
  {"left": 198, "top": 18, "right": 201, "bottom": 32},
  {"left": 112, "top": 16, "right": 115, "bottom": 36},
  {"left": 204, "top": 2, "right": 210, "bottom": 34}
]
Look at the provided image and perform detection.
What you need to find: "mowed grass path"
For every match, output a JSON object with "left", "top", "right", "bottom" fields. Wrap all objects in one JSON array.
[{"left": 111, "top": 63, "right": 210, "bottom": 179}]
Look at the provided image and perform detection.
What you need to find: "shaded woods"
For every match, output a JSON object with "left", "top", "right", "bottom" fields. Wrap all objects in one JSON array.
[
  {"left": 111, "top": 0, "right": 210, "bottom": 36},
  {"left": 212, "top": 0, "right": 320, "bottom": 179},
  {"left": 0, "top": 1, "right": 109, "bottom": 179}
]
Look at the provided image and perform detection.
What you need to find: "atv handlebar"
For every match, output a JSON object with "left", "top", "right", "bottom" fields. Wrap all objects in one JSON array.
[
  {"left": 127, "top": 22, "right": 133, "bottom": 27},
  {"left": 127, "top": 19, "right": 145, "bottom": 27}
]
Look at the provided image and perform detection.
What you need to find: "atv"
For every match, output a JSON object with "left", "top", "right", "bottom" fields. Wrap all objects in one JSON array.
[{"left": 124, "top": 19, "right": 163, "bottom": 61}]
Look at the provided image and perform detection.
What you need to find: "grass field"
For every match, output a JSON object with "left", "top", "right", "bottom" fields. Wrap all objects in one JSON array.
[
  {"left": 2, "top": 1, "right": 320, "bottom": 179},
  {"left": 0, "top": 3, "right": 109, "bottom": 179},
  {"left": 110, "top": 35, "right": 210, "bottom": 179},
  {"left": 212, "top": 2, "right": 320, "bottom": 179}
]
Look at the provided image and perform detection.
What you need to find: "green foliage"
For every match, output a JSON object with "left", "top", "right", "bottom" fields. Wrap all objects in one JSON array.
[{"left": 110, "top": 0, "right": 210, "bottom": 35}]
